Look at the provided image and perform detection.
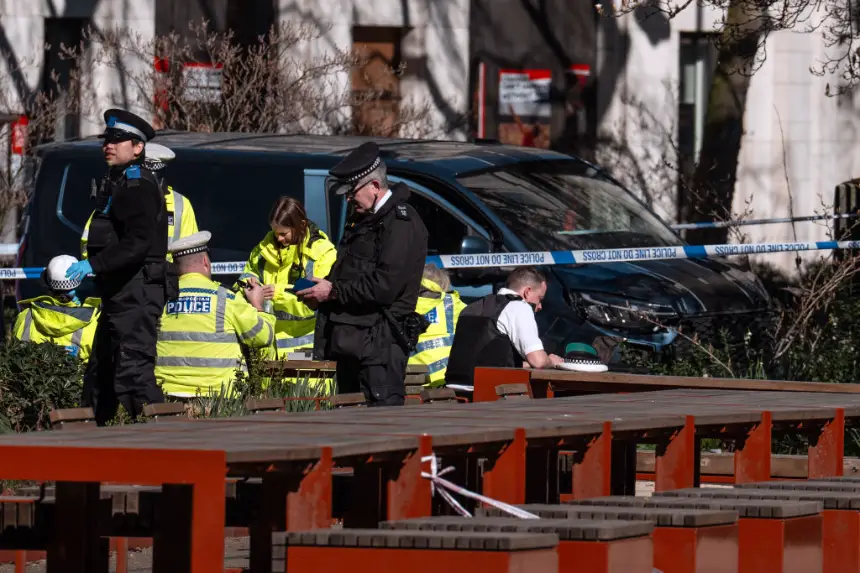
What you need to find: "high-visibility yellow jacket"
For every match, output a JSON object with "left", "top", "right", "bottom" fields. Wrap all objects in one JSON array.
[
  {"left": 13, "top": 296, "right": 100, "bottom": 362},
  {"left": 156, "top": 273, "right": 276, "bottom": 397},
  {"left": 81, "top": 186, "right": 198, "bottom": 262},
  {"left": 408, "top": 278, "right": 466, "bottom": 387},
  {"left": 239, "top": 224, "right": 336, "bottom": 356}
]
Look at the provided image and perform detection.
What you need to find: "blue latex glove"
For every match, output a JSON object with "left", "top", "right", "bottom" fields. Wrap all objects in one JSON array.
[{"left": 66, "top": 260, "right": 93, "bottom": 281}]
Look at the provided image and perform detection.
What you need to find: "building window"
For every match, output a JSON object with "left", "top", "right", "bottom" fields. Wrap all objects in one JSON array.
[
  {"left": 678, "top": 33, "right": 718, "bottom": 170},
  {"left": 351, "top": 26, "right": 406, "bottom": 136},
  {"left": 42, "top": 18, "right": 89, "bottom": 141}
]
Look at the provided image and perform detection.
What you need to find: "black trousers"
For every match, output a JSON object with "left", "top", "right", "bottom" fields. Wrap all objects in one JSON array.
[
  {"left": 83, "top": 276, "right": 165, "bottom": 425},
  {"left": 329, "top": 321, "right": 406, "bottom": 407}
]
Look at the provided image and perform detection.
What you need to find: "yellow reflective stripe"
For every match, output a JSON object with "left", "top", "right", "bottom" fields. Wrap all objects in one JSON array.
[
  {"left": 239, "top": 317, "right": 267, "bottom": 342},
  {"left": 172, "top": 192, "right": 184, "bottom": 243},
  {"left": 275, "top": 310, "right": 313, "bottom": 321},
  {"left": 159, "top": 331, "right": 236, "bottom": 343},
  {"left": 215, "top": 287, "right": 229, "bottom": 333},
  {"left": 32, "top": 302, "right": 95, "bottom": 322},
  {"left": 21, "top": 312, "right": 32, "bottom": 342},
  {"left": 276, "top": 333, "right": 314, "bottom": 349},
  {"left": 156, "top": 357, "right": 240, "bottom": 368}
]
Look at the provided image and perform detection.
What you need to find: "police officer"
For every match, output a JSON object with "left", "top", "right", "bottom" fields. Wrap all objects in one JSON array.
[
  {"left": 445, "top": 267, "right": 564, "bottom": 392},
  {"left": 14, "top": 255, "right": 100, "bottom": 362},
  {"left": 66, "top": 109, "right": 171, "bottom": 425},
  {"left": 409, "top": 264, "right": 465, "bottom": 387},
  {"left": 156, "top": 231, "right": 275, "bottom": 397},
  {"left": 299, "top": 142, "right": 428, "bottom": 406},
  {"left": 80, "top": 142, "right": 199, "bottom": 260}
]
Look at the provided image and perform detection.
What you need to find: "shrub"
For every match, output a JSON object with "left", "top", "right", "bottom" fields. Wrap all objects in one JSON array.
[
  {"left": 0, "top": 339, "right": 83, "bottom": 432},
  {"left": 183, "top": 349, "right": 334, "bottom": 419}
]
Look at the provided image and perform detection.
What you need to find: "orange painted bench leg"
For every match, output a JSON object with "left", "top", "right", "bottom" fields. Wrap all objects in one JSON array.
[
  {"left": 558, "top": 536, "right": 653, "bottom": 573},
  {"left": 809, "top": 409, "right": 845, "bottom": 479},
  {"left": 823, "top": 509, "right": 860, "bottom": 573},
  {"left": 653, "top": 525, "right": 738, "bottom": 573},
  {"left": 734, "top": 411, "right": 772, "bottom": 485},
  {"left": 115, "top": 538, "right": 128, "bottom": 573},
  {"left": 572, "top": 422, "right": 612, "bottom": 500},
  {"left": 14, "top": 551, "right": 25, "bottom": 573},
  {"left": 482, "top": 428, "right": 527, "bottom": 505},
  {"left": 655, "top": 416, "right": 696, "bottom": 492},
  {"left": 387, "top": 435, "right": 433, "bottom": 521},
  {"left": 473, "top": 368, "right": 530, "bottom": 402},
  {"left": 251, "top": 447, "right": 333, "bottom": 573},
  {"left": 739, "top": 515, "right": 822, "bottom": 573}
]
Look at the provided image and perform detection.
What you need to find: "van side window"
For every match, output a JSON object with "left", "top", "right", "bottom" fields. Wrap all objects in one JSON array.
[
  {"left": 407, "top": 192, "right": 469, "bottom": 256},
  {"left": 164, "top": 161, "right": 304, "bottom": 263}
]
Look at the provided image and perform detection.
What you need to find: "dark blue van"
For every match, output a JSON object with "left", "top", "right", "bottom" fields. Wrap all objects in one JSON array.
[{"left": 18, "top": 133, "right": 772, "bottom": 358}]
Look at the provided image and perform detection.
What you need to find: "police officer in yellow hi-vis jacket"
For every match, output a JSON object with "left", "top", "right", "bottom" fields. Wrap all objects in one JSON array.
[
  {"left": 239, "top": 196, "right": 336, "bottom": 357},
  {"left": 409, "top": 264, "right": 465, "bottom": 387},
  {"left": 156, "top": 231, "right": 275, "bottom": 397},
  {"left": 80, "top": 142, "right": 198, "bottom": 261},
  {"left": 14, "top": 255, "right": 100, "bottom": 361}
]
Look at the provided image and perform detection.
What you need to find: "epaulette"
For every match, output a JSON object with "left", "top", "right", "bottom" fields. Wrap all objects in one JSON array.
[
  {"left": 395, "top": 203, "right": 410, "bottom": 221},
  {"left": 125, "top": 165, "right": 141, "bottom": 187},
  {"left": 306, "top": 223, "right": 324, "bottom": 248}
]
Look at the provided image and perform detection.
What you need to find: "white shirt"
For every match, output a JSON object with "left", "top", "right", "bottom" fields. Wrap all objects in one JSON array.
[
  {"left": 446, "top": 287, "right": 545, "bottom": 394},
  {"left": 496, "top": 287, "right": 544, "bottom": 358},
  {"left": 373, "top": 190, "right": 393, "bottom": 213}
]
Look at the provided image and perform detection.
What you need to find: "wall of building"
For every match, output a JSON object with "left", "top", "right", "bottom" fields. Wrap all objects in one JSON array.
[
  {"left": 0, "top": 0, "right": 156, "bottom": 136},
  {"left": 597, "top": 4, "right": 860, "bottom": 273},
  {"left": 278, "top": 0, "right": 470, "bottom": 139}
]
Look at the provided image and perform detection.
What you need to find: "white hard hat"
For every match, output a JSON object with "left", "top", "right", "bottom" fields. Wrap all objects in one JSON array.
[
  {"left": 45, "top": 255, "right": 83, "bottom": 292},
  {"left": 144, "top": 142, "right": 175, "bottom": 171}
]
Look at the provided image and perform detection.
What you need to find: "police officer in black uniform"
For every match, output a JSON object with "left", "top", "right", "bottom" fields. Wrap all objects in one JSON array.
[
  {"left": 66, "top": 109, "right": 171, "bottom": 424},
  {"left": 298, "top": 142, "right": 428, "bottom": 406}
]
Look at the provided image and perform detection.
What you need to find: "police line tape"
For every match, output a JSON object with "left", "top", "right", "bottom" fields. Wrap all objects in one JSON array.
[
  {"left": 2, "top": 240, "right": 860, "bottom": 281},
  {"left": 422, "top": 240, "right": 860, "bottom": 270},
  {"left": 669, "top": 213, "right": 860, "bottom": 231}
]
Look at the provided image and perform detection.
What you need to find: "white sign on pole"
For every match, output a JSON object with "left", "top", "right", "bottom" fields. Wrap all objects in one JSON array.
[
  {"left": 498, "top": 69, "right": 551, "bottom": 118},
  {"left": 182, "top": 63, "right": 223, "bottom": 102}
]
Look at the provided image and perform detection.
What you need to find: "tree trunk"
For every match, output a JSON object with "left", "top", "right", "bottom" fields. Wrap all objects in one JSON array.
[{"left": 685, "top": 0, "right": 766, "bottom": 245}]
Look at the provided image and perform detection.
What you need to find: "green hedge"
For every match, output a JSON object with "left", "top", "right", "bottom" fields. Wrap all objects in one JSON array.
[{"left": 0, "top": 339, "right": 84, "bottom": 433}]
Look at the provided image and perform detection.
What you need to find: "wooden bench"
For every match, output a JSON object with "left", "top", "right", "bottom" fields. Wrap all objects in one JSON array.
[
  {"left": 656, "top": 487, "right": 860, "bottom": 573},
  {"left": 48, "top": 407, "right": 95, "bottom": 430},
  {"left": 419, "top": 388, "right": 457, "bottom": 404},
  {"left": 330, "top": 393, "right": 367, "bottom": 409},
  {"left": 278, "top": 529, "right": 559, "bottom": 573},
  {"left": 479, "top": 504, "right": 739, "bottom": 573},
  {"left": 141, "top": 402, "right": 188, "bottom": 421},
  {"left": 245, "top": 397, "right": 287, "bottom": 414},
  {"left": 405, "top": 384, "right": 424, "bottom": 406},
  {"left": 381, "top": 516, "right": 654, "bottom": 573},
  {"left": 495, "top": 383, "right": 531, "bottom": 400},
  {"left": 571, "top": 496, "right": 823, "bottom": 573},
  {"left": 405, "top": 364, "right": 429, "bottom": 387}
]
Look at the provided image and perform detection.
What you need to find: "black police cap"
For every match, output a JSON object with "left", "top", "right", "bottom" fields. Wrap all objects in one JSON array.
[
  {"left": 99, "top": 109, "right": 156, "bottom": 143},
  {"left": 327, "top": 142, "right": 382, "bottom": 195}
]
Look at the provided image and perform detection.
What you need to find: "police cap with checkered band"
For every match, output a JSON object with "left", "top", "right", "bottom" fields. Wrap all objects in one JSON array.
[
  {"left": 99, "top": 109, "right": 156, "bottom": 143},
  {"left": 169, "top": 231, "right": 212, "bottom": 259},
  {"left": 143, "top": 142, "right": 175, "bottom": 172},
  {"left": 325, "top": 142, "right": 383, "bottom": 196},
  {"left": 43, "top": 255, "right": 84, "bottom": 292}
]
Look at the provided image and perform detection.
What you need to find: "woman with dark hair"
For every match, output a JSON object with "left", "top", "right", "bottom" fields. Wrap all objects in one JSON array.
[{"left": 239, "top": 196, "right": 337, "bottom": 362}]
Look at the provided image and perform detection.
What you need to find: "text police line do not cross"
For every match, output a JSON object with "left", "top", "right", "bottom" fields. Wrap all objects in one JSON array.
[{"left": 4, "top": 240, "right": 860, "bottom": 281}]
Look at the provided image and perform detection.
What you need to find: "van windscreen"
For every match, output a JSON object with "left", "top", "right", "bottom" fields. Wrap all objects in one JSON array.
[{"left": 458, "top": 162, "right": 682, "bottom": 252}]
